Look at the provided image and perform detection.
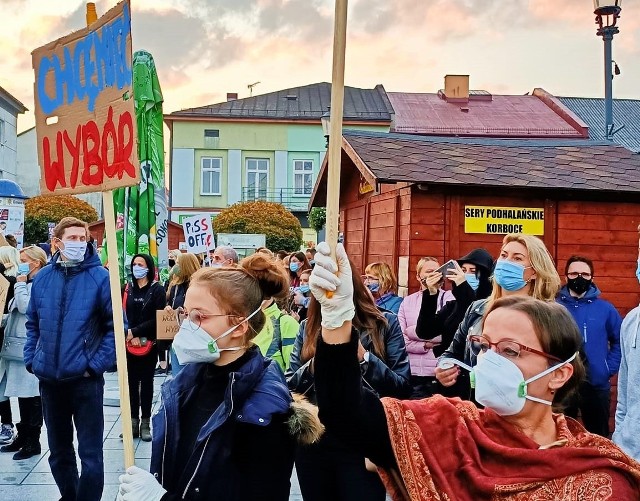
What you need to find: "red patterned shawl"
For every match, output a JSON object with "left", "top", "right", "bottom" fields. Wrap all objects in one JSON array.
[{"left": 378, "top": 395, "right": 640, "bottom": 501}]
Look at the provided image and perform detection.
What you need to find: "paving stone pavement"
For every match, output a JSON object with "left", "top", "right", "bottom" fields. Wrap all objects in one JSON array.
[{"left": 0, "top": 372, "right": 303, "bottom": 500}]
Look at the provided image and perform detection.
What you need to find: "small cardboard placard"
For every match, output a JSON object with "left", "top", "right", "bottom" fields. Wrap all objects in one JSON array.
[
  {"left": 156, "top": 310, "right": 179, "bottom": 340},
  {"left": 0, "top": 274, "right": 9, "bottom": 315},
  {"left": 182, "top": 214, "right": 215, "bottom": 254},
  {"left": 32, "top": 0, "right": 139, "bottom": 195}
]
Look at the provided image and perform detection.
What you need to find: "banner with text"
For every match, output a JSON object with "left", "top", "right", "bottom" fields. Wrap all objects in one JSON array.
[
  {"left": 464, "top": 206, "right": 544, "bottom": 235},
  {"left": 32, "top": 0, "right": 139, "bottom": 195},
  {"left": 182, "top": 214, "right": 215, "bottom": 254}
]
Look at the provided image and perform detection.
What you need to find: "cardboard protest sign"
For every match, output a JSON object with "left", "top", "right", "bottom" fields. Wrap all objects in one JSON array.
[
  {"left": 156, "top": 310, "right": 179, "bottom": 340},
  {"left": 0, "top": 274, "right": 10, "bottom": 316},
  {"left": 182, "top": 214, "right": 215, "bottom": 254},
  {"left": 32, "top": 0, "right": 139, "bottom": 195}
]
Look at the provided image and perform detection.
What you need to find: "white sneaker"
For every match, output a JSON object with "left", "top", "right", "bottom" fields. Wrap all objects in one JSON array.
[{"left": 0, "top": 424, "right": 15, "bottom": 444}]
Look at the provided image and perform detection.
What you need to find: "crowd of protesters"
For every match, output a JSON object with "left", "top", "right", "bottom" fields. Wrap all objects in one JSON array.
[{"left": 0, "top": 215, "right": 639, "bottom": 500}]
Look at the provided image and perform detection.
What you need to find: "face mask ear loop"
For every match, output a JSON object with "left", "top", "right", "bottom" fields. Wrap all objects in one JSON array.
[
  {"left": 520, "top": 351, "right": 578, "bottom": 400},
  {"left": 213, "top": 305, "right": 264, "bottom": 344}
]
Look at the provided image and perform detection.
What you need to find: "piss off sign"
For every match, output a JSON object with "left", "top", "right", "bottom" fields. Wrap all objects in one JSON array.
[
  {"left": 32, "top": 0, "right": 139, "bottom": 195},
  {"left": 182, "top": 214, "right": 215, "bottom": 254}
]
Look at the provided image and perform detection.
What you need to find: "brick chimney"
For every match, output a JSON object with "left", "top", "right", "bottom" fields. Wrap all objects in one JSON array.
[{"left": 227, "top": 93, "right": 238, "bottom": 102}]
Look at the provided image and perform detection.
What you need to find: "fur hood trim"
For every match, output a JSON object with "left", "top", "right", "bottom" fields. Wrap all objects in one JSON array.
[{"left": 287, "top": 393, "right": 324, "bottom": 445}]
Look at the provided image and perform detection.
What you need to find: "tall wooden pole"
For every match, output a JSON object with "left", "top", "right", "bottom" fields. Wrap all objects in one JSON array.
[
  {"left": 87, "top": 2, "right": 135, "bottom": 468},
  {"left": 325, "top": 0, "right": 348, "bottom": 257}
]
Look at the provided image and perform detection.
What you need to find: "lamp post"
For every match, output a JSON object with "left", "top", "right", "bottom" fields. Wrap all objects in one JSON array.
[
  {"left": 321, "top": 107, "right": 331, "bottom": 148},
  {"left": 593, "top": 0, "right": 622, "bottom": 140}
]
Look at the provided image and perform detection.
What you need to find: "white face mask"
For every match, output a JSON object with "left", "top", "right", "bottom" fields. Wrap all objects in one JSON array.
[
  {"left": 59, "top": 240, "right": 87, "bottom": 262},
  {"left": 172, "top": 306, "right": 262, "bottom": 364},
  {"left": 471, "top": 349, "right": 577, "bottom": 416},
  {"left": 132, "top": 265, "right": 148, "bottom": 279}
]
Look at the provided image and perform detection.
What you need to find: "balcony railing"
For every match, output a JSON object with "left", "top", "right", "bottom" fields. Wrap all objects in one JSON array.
[{"left": 241, "top": 187, "right": 311, "bottom": 211}]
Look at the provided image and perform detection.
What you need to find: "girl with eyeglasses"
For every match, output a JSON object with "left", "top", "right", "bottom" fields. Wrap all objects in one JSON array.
[{"left": 117, "top": 253, "right": 323, "bottom": 501}]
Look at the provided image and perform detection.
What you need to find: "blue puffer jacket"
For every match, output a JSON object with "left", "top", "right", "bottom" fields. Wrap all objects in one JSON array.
[
  {"left": 151, "top": 347, "right": 294, "bottom": 499},
  {"left": 557, "top": 284, "right": 622, "bottom": 390},
  {"left": 24, "top": 246, "right": 115, "bottom": 382}
]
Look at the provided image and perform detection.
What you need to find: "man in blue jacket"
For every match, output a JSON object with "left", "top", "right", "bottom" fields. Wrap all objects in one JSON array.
[
  {"left": 24, "top": 217, "right": 115, "bottom": 501},
  {"left": 557, "top": 255, "right": 622, "bottom": 437}
]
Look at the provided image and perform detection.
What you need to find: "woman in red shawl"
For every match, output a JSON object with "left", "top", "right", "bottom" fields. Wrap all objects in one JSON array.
[{"left": 310, "top": 242, "right": 640, "bottom": 500}]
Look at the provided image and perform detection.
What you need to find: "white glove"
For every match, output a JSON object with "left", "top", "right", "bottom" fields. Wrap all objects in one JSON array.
[
  {"left": 117, "top": 465, "right": 167, "bottom": 501},
  {"left": 309, "top": 242, "right": 355, "bottom": 329}
]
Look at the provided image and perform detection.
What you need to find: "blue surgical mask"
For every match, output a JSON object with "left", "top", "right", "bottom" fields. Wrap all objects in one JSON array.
[
  {"left": 299, "top": 284, "right": 310, "bottom": 294},
  {"left": 289, "top": 262, "right": 300, "bottom": 273},
  {"left": 636, "top": 261, "right": 640, "bottom": 284},
  {"left": 18, "top": 263, "right": 31, "bottom": 276},
  {"left": 493, "top": 260, "right": 530, "bottom": 291},
  {"left": 132, "top": 265, "right": 148, "bottom": 279},
  {"left": 367, "top": 283, "right": 380, "bottom": 294},
  {"left": 465, "top": 273, "right": 480, "bottom": 291},
  {"left": 309, "top": 260, "right": 315, "bottom": 266},
  {"left": 60, "top": 241, "right": 87, "bottom": 262}
]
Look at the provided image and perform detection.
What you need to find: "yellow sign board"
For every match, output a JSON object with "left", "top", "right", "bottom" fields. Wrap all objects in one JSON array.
[{"left": 464, "top": 206, "right": 544, "bottom": 235}]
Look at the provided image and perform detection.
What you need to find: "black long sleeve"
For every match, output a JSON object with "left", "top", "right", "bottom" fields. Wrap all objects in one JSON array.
[{"left": 314, "top": 331, "right": 396, "bottom": 469}]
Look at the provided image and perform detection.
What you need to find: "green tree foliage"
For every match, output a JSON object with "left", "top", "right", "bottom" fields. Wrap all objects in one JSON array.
[
  {"left": 24, "top": 216, "right": 50, "bottom": 245},
  {"left": 308, "top": 207, "right": 326, "bottom": 232},
  {"left": 214, "top": 201, "right": 303, "bottom": 252}
]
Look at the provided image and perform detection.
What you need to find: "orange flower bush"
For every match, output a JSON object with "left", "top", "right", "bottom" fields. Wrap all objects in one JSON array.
[{"left": 214, "top": 201, "right": 303, "bottom": 252}]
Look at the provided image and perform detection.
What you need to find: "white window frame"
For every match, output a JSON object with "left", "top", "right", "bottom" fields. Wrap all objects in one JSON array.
[
  {"left": 245, "top": 158, "right": 269, "bottom": 199},
  {"left": 200, "top": 157, "right": 222, "bottom": 196},
  {"left": 293, "top": 159, "right": 314, "bottom": 196}
]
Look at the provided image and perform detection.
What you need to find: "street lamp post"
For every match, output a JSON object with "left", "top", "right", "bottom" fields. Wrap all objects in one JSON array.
[
  {"left": 593, "top": 0, "right": 622, "bottom": 140},
  {"left": 321, "top": 107, "right": 331, "bottom": 148}
]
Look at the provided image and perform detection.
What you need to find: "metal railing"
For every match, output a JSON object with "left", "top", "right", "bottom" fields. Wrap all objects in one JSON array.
[{"left": 241, "top": 187, "right": 311, "bottom": 211}]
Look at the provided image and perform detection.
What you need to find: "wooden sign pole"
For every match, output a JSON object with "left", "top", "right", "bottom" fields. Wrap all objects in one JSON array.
[
  {"left": 325, "top": 0, "right": 348, "bottom": 257},
  {"left": 87, "top": 3, "right": 135, "bottom": 468}
]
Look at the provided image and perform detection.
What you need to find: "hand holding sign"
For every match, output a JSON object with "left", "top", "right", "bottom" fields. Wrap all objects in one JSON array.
[{"left": 182, "top": 214, "right": 215, "bottom": 254}]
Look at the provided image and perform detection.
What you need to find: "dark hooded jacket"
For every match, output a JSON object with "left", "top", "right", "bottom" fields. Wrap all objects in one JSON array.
[
  {"left": 126, "top": 253, "right": 166, "bottom": 342},
  {"left": 415, "top": 249, "right": 493, "bottom": 398},
  {"left": 24, "top": 244, "right": 115, "bottom": 382},
  {"left": 152, "top": 346, "right": 324, "bottom": 500}
]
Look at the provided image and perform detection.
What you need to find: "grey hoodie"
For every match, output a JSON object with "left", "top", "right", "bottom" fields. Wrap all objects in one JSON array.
[{"left": 612, "top": 304, "right": 640, "bottom": 461}]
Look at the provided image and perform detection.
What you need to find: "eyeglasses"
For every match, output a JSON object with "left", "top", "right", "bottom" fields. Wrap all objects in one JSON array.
[
  {"left": 469, "top": 335, "right": 562, "bottom": 362},
  {"left": 176, "top": 307, "right": 232, "bottom": 330},
  {"left": 362, "top": 275, "right": 379, "bottom": 283},
  {"left": 567, "top": 272, "right": 592, "bottom": 280}
]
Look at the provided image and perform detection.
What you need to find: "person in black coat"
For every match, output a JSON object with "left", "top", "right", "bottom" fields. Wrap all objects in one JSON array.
[
  {"left": 125, "top": 254, "right": 166, "bottom": 441},
  {"left": 415, "top": 248, "right": 493, "bottom": 398}
]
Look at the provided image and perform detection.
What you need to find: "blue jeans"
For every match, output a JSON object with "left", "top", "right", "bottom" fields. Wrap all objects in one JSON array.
[{"left": 40, "top": 376, "right": 105, "bottom": 501}]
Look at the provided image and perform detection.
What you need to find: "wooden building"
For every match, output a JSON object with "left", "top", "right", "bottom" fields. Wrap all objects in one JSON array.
[{"left": 310, "top": 130, "right": 640, "bottom": 315}]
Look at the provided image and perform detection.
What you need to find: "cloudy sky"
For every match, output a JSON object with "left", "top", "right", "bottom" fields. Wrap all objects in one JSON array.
[{"left": 2, "top": 0, "right": 639, "bottom": 133}]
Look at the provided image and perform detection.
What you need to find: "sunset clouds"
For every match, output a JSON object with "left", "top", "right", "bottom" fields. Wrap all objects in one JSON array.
[{"left": 2, "top": 0, "right": 638, "bottom": 132}]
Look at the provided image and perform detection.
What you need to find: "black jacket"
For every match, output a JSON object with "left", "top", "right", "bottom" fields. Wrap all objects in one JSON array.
[
  {"left": 126, "top": 254, "right": 167, "bottom": 341},
  {"left": 167, "top": 281, "right": 188, "bottom": 310},
  {"left": 440, "top": 298, "right": 489, "bottom": 367},
  {"left": 287, "top": 312, "right": 412, "bottom": 401},
  {"left": 415, "top": 281, "right": 477, "bottom": 358}
]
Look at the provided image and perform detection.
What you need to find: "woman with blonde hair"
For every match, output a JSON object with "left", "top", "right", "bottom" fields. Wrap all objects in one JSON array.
[
  {"left": 164, "top": 252, "right": 201, "bottom": 376},
  {"left": 0, "top": 246, "right": 47, "bottom": 459},
  {"left": 364, "top": 262, "right": 403, "bottom": 314},
  {"left": 435, "top": 233, "right": 561, "bottom": 395},
  {"left": 0, "top": 246, "right": 21, "bottom": 446}
]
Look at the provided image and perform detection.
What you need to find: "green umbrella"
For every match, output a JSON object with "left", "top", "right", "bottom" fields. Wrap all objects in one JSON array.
[{"left": 111, "top": 50, "right": 168, "bottom": 283}]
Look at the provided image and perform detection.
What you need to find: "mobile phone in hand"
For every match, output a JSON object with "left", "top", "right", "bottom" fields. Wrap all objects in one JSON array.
[{"left": 434, "top": 259, "right": 457, "bottom": 276}]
